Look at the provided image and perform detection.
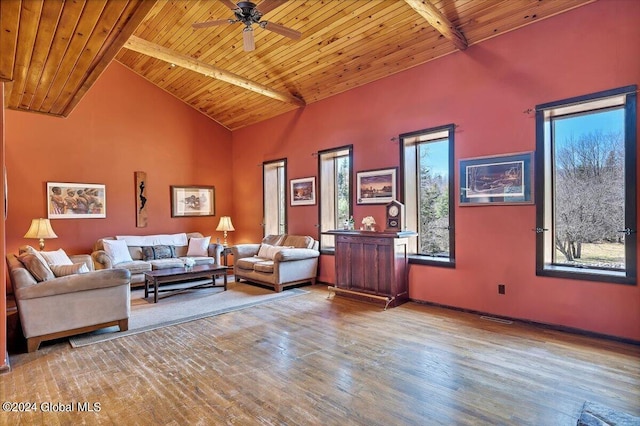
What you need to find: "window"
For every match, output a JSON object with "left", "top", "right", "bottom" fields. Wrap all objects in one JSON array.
[
  {"left": 263, "top": 159, "right": 287, "bottom": 236},
  {"left": 319, "top": 146, "right": 352, "bottom": 251},
  {"left": 400, "top": 124, "right": 455, "bottom": 266},
  {"left": 535, "top": 85, "right": 637, "bottom": 284}
]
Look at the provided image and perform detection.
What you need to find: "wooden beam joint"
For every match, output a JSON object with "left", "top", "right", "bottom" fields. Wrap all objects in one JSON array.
[{"left": 404, "top": 0, "right": 468, "bottom": 51}]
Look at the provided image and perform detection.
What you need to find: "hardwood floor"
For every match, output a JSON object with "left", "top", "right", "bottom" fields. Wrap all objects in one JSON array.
[{"left": 2, "top": 284, "right": 639, "bottom": 425}]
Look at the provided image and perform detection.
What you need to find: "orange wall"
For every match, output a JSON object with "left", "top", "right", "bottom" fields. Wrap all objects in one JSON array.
[
  {"left": 1, "top": 83, "right": 7, "bottom": 369},
  {"left": 5, "top": 61, "right": 233, "bottom": 259},
  {"left": 231, "top": 0, "right": 640, "bottom": 340}
]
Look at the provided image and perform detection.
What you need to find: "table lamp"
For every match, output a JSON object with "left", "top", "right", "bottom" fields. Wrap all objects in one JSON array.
[
  {"left": 24, "top": 218, "right": 58, "bottom": 250},
  {"left": 216, "top": 216, "right": 235, "bottom": 246}
]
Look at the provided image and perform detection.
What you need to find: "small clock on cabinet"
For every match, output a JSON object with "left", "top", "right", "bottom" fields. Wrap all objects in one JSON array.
[{"left": 385, "top": 200, "right": 405, "bottom": 231}]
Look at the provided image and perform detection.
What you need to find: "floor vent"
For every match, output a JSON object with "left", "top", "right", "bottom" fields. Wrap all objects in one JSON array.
[{"left": 480, "top": 315, "right": 513, "bottom": 325}]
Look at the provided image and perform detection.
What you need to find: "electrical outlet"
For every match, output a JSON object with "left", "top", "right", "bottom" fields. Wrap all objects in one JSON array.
[{"left": 498, "top": 284, "right": 506, "bottom": 295}]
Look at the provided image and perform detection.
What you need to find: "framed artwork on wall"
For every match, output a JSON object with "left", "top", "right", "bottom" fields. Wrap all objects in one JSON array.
[
  {"left": 47, "top": 182, "right": 106, "bottom": 219},
  {"left": 356, "top": 167, "right": 397, "bottom": 204},
  {"left": 171, "top": 185, "right": 215, "bottom": 217},
  {"left": 290, "top": 177, "right": 316, "bottom": 206},
  {"left": 459, "top": 152, "right": 533, "bottom": 206}
]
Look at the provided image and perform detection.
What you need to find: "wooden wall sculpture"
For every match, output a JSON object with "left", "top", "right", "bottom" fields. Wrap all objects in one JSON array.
[{"left": 135, "top": 171, "right": 147, "bottom": 227}]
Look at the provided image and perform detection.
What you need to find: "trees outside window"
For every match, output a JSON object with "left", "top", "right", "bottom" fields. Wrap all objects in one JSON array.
[
  {"left": 554, "top": 127, "right": 624, "bottom": 265},
  {"left": 319, "top": 146, "right": 352, "bottom": 251},
  {"left": 401, "top": 125, "right": 455, "bottom": 266},
  {"left": 536, "top": 86, "right": 637, "bottom": 284},
  {"left": 263, "top": 159, "right": 287, "bottom": 236}
]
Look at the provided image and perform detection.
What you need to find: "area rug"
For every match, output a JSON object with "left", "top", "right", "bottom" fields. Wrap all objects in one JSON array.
[
  {"left": 69, "top": 280, "right": 308, "bottom": 348},
  {"left": 577, "top": 401, "right": 640, "bottom": 426}
]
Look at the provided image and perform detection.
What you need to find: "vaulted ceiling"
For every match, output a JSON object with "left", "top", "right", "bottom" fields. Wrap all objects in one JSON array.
[{"left": 2, "top": 0, "right": 595, "bottom": 130}]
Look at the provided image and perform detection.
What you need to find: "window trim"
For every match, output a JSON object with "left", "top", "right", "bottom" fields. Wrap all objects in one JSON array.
[
  {"left": 534, "top": 85, "right": 637, "bottom": 285},
  {"left": 318, "top": 145, "right": 353, "bottom": 254},
  {"left": 399, "top": 124, "right": 456, "bottom": 267},
  {"left": 263, "top": 158, "right": 287, "bottom": 237}
]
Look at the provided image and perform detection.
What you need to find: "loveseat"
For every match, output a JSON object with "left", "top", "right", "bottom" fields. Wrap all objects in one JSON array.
[
  {"left": 7, "top": 248, "right": 131, "bottom": 352},
  {"left": 92, "top": 232, "right": 223, "bottom": 287},
  {"left": 231, "top": 234, "right": 320, "bottom": 292}
]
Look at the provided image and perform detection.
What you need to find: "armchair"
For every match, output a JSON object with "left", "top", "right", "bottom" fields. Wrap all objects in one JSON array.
[{"left": 7, "top": 252, "right": 131, "bottom": 352}]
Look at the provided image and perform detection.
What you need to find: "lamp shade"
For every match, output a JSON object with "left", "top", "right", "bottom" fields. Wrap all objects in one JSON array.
[
  {"left": 24, "top": 218, "right": 58, "bottom": 239},
  {"left": 24, "top": 218, "right": 58, "bottom": 250},
  {"left": 216, "top": 216, "right": 235, "bottom": 232}
]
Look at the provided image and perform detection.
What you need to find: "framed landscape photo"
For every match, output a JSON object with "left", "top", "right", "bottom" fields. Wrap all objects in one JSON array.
[
  {"left": 171, "top": 185, "right": 215, "bottom": 217},
  {"left": 357, "top": 167, "right": 397, "bottom": 204},
  {"left": 47, "top": 182, "right": 106, "bottom": 219},
  {"left": 459, "top": 152, "right": 533, "bottom": 206},
  {"left": 290, "top": 177, "right": 316, "bottom": 206}
]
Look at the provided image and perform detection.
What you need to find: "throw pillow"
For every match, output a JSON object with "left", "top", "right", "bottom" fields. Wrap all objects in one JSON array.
[
  {"left": 50, "top": 263, "right": 90, "bottom": 277},
  {"left": 186, "top": 236, "right": 210, "bottom": 257},
  {"left": 39, "top": 248, "right": 73, "bottom": 266},
  {"left": 141, "top": 245, "right": 176, "bottom": 261},
  {"left": 269, "top": 245, "right": 293, "bottom": 259},
  {"left": 257, "top": 243, "right": 274, "bottom": 258},
  {"left": 102, "top": 239, "right": 133, "bottom": 264},
  {"left": 257, "top": 244, "right": 293, "bottom": 260},
  {"left": 17, "top": 253, "right": 55, "bottom": 282},
  {"left": 18, "top": 245, "right": 37, "bottom": 255}
]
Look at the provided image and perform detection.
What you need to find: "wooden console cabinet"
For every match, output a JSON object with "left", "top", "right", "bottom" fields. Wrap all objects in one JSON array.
[{"left": 326, "top": 230, "right": 417, "bottom": 308}]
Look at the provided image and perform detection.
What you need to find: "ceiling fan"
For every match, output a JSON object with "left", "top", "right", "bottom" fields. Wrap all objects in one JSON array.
[{"left": 192, "top": 0, "right": 302, "bottom": 52}]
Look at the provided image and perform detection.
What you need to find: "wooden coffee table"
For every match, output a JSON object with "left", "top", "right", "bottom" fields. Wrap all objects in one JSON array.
[{"left": 144, "top": 264, "right": 229, "bottom": 303}]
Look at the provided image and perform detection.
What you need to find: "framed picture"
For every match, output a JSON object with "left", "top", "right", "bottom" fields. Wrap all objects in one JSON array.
[
  {"left": 290, "top": 177, "right": 316, "bottom": 206},
  {"left": 357, "top": 167, "right": 397, "bottom": 204},
  {"left": 459, "top": 152, "right": 533, "bottom": 205},
  {"left": 47, "top": 182, "right": 106, "bottom": 219},
  {"left": 171, "top": 185, "right": 215, "bottom": 217}
]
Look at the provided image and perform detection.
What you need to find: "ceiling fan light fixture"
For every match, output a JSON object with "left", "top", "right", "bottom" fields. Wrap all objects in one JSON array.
[
  {"left": 193, "top": 0, "right": 300, "bottom": 51},
  {"left": 237, "top": 1, "right": 258, "bottom": 17},
  {"left": 243, "top": 26, "right": 255, "bottom": 51}
]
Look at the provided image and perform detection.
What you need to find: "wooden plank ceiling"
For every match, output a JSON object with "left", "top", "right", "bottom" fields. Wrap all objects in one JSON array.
[
  {"left": 0, "top": 0, "right": 155, "bottom": 117},
  {"left": 2, "top": 0, "right": 594, "bottom": 130}
]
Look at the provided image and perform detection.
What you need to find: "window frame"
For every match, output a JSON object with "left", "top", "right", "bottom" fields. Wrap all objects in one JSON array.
[
  {"left": 534, "top": 85, "right": 637, "bottom": 285},
  {"left": 263, "top": 158, "right": 287, "bottom": 237},
  {"left": 318, "top": 145, "right": 353, "bottom": 253},
  {"left": 400, "top": 124, "right": 456, "bottom": 267}
]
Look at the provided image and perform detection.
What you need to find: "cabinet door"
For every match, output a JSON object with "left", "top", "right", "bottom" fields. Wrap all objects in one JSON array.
[
  {"left": 331, "top": 231, "right": 414, "bottom": 307},
  {"left": 391, "top": 238, "right": 410, "bottom": 301},
  {"left": 334, "top": 238, "right": 351, "bottom": 288}
]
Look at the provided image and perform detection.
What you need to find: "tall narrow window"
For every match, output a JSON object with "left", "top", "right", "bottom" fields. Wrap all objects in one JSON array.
[
  {"left": 401, "top": 124, "right": 455, "bottom": 266},
  {"left": 319, "top": 146, "right": 352, "bottom": 251},
  {"left": 535, "top": 85, "right": 637, "bottom": 284},
  {"left": 263, "top": 159, "right": 287, "bottom": 236}
]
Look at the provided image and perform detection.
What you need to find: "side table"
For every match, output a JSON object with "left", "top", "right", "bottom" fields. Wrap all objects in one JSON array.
[{"left": 221, "top": 247, "right": 233, "bottom": 266}]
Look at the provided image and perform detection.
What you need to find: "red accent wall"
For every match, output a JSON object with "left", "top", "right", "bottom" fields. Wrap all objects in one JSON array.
[
  {"left": 2, "top": 0, "right": 638, "bottom": 354},
  {"left": 231, "top": 0, "right": 640, "bottom": 340},
  {"left": 5, "top": 62, "right": 233, "bottom": 261}
]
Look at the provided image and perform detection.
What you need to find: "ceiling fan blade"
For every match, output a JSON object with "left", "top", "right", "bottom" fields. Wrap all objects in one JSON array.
[
  {"left": 243, "top": 27, "right": 255, "bottom": 51},
  {"left": 192, "top": 19, "right": 234, "bottom": 29},
  {"left": 262, "top": 21, "right": 301, "bottom": 40},
  {"left": 219, "top": 0, "right": 239, "bottom": 9},
  {"left": 258, "top": 0, "right": 287, "bottom": 16}
]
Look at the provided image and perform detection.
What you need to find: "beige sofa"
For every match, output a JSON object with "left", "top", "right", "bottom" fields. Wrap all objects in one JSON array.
[
  {"left": 7, "top": 252, "right": 131, "bottom": 352},
  {"left": 92, "top": 232, "right": 223, "bottom": 287},
  {"left": 231, "top": 234, "right": 320, "bottom": 292}
]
